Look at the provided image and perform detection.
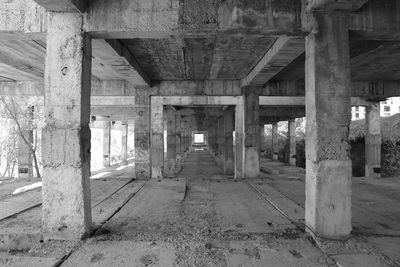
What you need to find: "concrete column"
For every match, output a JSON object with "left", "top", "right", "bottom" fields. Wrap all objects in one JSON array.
[
  {"left": 288, "top": 119, "right": 297, "bottom": 166},
  {"left": 103, "top": 121, "right": 111, "bottom": 167},
  {"left": 134, "top": 88, "right": 150, "bottom": 179},
  {"left": 223, "top": 109, "right": 234, "bottom": 175},
  {"left": 272, "top": 123, "right": 279, "bottom": 161},
  {"left": 164, "top": 108, "right": 176, "bottom": 177},
  {"left": 42, "top": 12, "right": 91, "bottom": 240},
  {"left": 260, "top": 125, "right": 266, "bottom": 155},
  {"left": 175, "top": 114, "right": 183, "bottom": 172},
  {"left": 235, "top": 96, "right": 245, "bottom": 179},
  {"left": 217, "top": 115, "right": 225, "bottom": 168},
  {"left": 305, "top": 12, "right": 352, "bottom": 239},
  {"left": 121, "top": 123, "right": 128, "bottom": 165},
  {"left": 244, "top": 88, "right": 260, "bottom": 178},
  {"left": 365, "top": 103, "right": 381, "bottom": 178},
  {"left": 150, "top": 97, "right": 163, "bottom": 178},
  {"left": 18, "top": 106, "right": 34, "bottom": 178}
]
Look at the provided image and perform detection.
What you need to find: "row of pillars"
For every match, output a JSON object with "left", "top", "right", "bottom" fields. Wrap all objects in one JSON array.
[
  {"left": 164, "top": 108, "right": 198, "bottom": 177},
  {"left": 39, "top": 11, "right": 383, "bottom": 241},
  {"left": 267, "top": 102, "right": 381, "bottom": 178},
  {"left": 207, "top": 109, "right": 235, "bottom": 175}
]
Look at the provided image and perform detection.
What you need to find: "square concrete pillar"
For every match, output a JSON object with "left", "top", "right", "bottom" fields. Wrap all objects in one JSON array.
[
  {"left": 150, "top": 97, "right": 163, "bottom": 178},
  {"left": 305, "top": 12, "right": 352, "bottom": 239},
  {"left": 288, "top": 119, "right": 297, "bottom": 166},
  {"left": 103, "top": 121, "right": 111, "bottom": 167},
  {"left": 42, "top": 12, "right": 91, "bottom": 240},
  {"left": 134, "top": 90, "right": 150, "bottom": 179},
  {"left": 365, "top": 103, "right": 381, "bottom": 178},
  {"left": 217, "top": 115, "right": 225, "bottom": 168},
  {"left": 164, "top": 108, "right": 176, "bottom": 177},
  {"left": 18, "top": 106, "right": 34, "bottom": 178},
  {"left": 234, "top": 96, "right": 245, "bottom": 179},
  {"left": 223, "top": 109, "right": 234, "bottom": 175},
  {"left": 121, "top": 123, "right": 128, "bottom": 165},
  {"left": 272, "top": 123, "right": 279, "bottom": 161},
  {"left": 244, "top": 88, "right": 260, "bottom": 178},
  {"left": 175, "top": 114, "right": 183, "bottom": 172}
]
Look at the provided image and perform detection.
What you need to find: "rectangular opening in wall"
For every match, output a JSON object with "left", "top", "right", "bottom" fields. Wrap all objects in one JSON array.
[{"left": 194, "top": 133, "right": 205, "bottom": 144}]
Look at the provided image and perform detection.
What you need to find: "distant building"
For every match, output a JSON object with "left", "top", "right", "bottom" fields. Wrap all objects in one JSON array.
[{"left": 351, "top": 97, "right": 400, "bottom": 121}]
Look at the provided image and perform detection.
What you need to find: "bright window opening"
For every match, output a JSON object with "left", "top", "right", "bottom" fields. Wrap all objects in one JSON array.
[{"left": 194, "top": 133, "right": 205, "bottom": 144}]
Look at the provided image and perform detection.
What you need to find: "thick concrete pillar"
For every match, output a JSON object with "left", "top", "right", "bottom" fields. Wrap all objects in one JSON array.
[
  {"left": 18, "top": 106, "right": 34, "bottom": 178},
  {"left": 134, "top": 88, "right": 150, "bottom": 179},
  {"left": 150, "top": 97, "right": 163, "bottom": 178},
  {"left": 175, "top": 114, "right": 183, "bottom": 172},
  {"left": 42, "top": 12, "right": 91, "bottom": 240},
  {"left": 235, "top": 96, "right": 245, "bottom": 179},
  {"left": 365, "top": 103, "right": 381, "bottom": 178},
  {"left": 103, "top": 121, "right": 111, "bottom": 167},
  {"left": 305, "top": 12, "right": 352, "bottom": 239},
  {"left": 288, "top": 119, "right": 297, "bottom": 166},
  {"left": 244, "top": 88, "right": 260, "bottom": 178},
  {"left": 272, "top": 123, "right": 279, "bottom": 161},
  {"left": 223, "top": 109, "right": 234, "bottom": 175},
  {"left": 121, "top": 123, "right": 128, "bottom": 165},
  {"left": 164, "top": 108, "right": 176, "bottom": 177}
]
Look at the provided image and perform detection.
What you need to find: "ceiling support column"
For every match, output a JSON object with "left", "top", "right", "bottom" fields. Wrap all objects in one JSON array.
[
  {"left": 150, "top": 97, "right": 163, "bottom": 179},
  {"left": 164, "top": 108, "right": 176, "bottom": 178},
  {"left": 134, "top": 89, "right": 150, "bottom": 180},
  {"left": 272, "top": 123, "right": 279, "bottom": 161},
  {"left": 42, "top": 12, "right": 92, "bottom": 240},
  {"left": 223, "top": 109, "right": 234, "bottom": 175},
  {"left": 365, "top": 103, "right": 381, "bottom": 178},
  {"left": 305, "top": 11, "right": 352, "bottom": 240},
  {"left": 121, "top": 123, "right": 128, "bottom": 166},
  {"left": 288, "top": 119, "right": 297, "bottom": 167}
]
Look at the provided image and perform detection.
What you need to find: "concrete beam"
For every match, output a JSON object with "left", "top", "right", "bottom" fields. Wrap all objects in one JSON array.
[
  {"left": 306, "top": 0, "right": 368, "bottom": 12},
  {"left": 157, "top": 96, "right": 241, "bottom": 106},
  {"left": 240, "top": 36, "right": 305, "bottom": 87},
  {"left": 105, "top": 40, "right": 151, "bottom": 86},
  {"left": 32, "top": 0, "right": 86, "bottom": 12},
  {"left": 259, "top": 107, "right": 305, "bottom": 118},
  {"left": 0, "top": 1, "right": 46, "bottom": 35}
]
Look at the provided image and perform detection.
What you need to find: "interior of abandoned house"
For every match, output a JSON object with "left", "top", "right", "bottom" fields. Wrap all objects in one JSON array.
[{"left": 0, "top": 0, "right": 399, "bottom": 266}]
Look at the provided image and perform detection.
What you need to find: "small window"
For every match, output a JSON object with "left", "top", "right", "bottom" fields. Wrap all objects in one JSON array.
[
  {"left": 384, "top": 106, "right": 391, "bottom": 112},
  {"left": 355, "top": 113, "right": 359, "bottom": 118}
]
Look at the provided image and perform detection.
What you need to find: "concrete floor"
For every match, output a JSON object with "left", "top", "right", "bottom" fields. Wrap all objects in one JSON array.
[{"left": 0, "top": 152, "right": 399, "bottom": 266}]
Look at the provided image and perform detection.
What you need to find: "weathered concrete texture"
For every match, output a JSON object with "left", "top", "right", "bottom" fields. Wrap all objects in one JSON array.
[
  {"left": 0, "top": 0, "right": 46, "bottom": 34},
  {"left": 288, "top": 119, "right": 297, "bottom": 166},
  {"left": 164, "top": 108, "right": 176, "bottom": 178},
  {"left": 218, "top": 0, "right": 302, "bottom": 34},
  {"left": 103, "top": 121, "right": 111, "bottom": 167},
  {"left": 365, "top": 103, "right": 381, "bottom": 178},
  {"left": 244, "top": 88, "right": 260, "bottom": 179},
  {"left": 87, "top": 0, "right": 180, "bottom": 38},
  {"left": 305, "top": 12, "right": 352, "bottom": 239},
  {"left": 42, "top": 12, "right": 92, "bottom": 241},
  {"left": 234, "top": 96, "right": 245, "bottom": 180},
  {"left": 272, "top": 123, "right": 279, "bottom": 161},
  {"left": 150, "top": 97, "right": 164, "bottom": 179},
  {"left": 133, "top": 88, "right": 150, "bottom": 179},
  {"left": 223, "top": 109, "right": 234, "bottom": 175}
]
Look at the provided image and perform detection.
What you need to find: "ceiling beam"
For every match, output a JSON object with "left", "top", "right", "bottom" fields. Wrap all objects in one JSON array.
[
  {"left": 306, "top": 0, "right": 368, "bottom": 12},
  {"left": 240, "top": 36, "right": 305, "bottom": 87},
  {"left": 32, "top": 0, "right": 86, "bottom": 12},
  {"left": 105, "top": 40, "right": 151, "bottom": 87}
]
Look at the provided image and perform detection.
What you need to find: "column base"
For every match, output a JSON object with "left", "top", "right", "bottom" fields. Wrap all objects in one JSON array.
[
  {"left": 244, "top": 147, "right": 259, "bottom": 179},
  {"left": 305, "top": 160, "right": 352, "bottom": 239}
]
